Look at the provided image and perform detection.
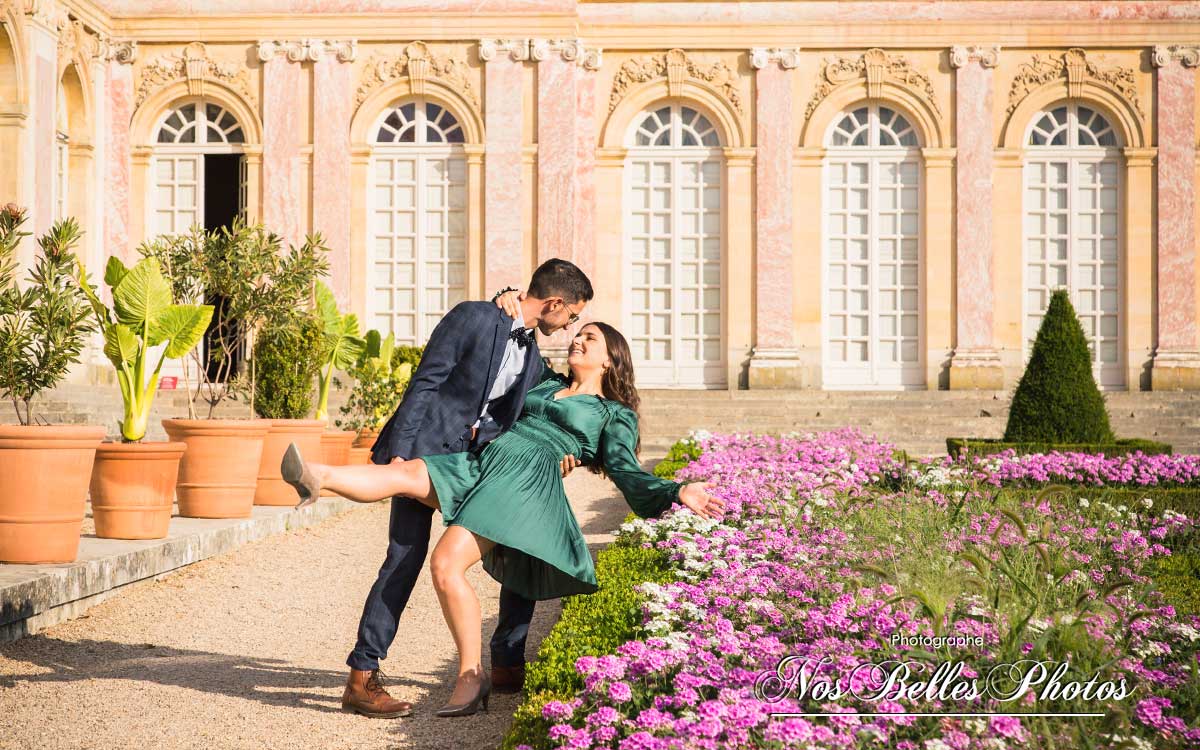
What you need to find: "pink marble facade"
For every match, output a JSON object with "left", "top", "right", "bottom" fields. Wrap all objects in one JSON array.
[
  {"left": 313, "top": 56, "right": 354, "bottom": 307},
  {"left": 261, "top": 55, "right": 304, "bottom": 250},
  {"left": 951, "top": 51, "right": 995, "bottom": 353},
  {"left": 483, "top": 55, "right": 523, "bottom": 293},
  {"left": 752, "top": 60, "right": 794, "bottom": 352},
  {"left": 573, "top": 68, "right": 596, "bottom": 279},
  {"left": 537, "top": 54, "right": 576, "bottom": 266},
  {"left": 105, "top": 61, "right": 134, "bottom": 262},
  {"left": 1155, "top": 55, "right": 1198, "bottom": 352},
  {"left": 32, "top": 52, "right": 55, "bottom": 235}
]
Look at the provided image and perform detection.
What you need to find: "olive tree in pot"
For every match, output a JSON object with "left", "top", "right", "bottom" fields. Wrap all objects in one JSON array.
[
  {"left": 140, "top": 220, "right": 329, "bottom": 518},
  {"left": 313, "top": 281, "right": 364, "bottom": 493},
  {"left": 0, "top": 206, "right": 103, "bottom": 564},
  {"left": 76, "top": 255, "right": 213, "bottom": 539}
]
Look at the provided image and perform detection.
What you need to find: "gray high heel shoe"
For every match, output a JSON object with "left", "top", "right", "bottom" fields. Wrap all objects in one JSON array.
[
  {"left": 281, "top": 443, "right": 321, "bottom": 509},
  {"left": 435, "top": 674, "right": 491, "bottom": 718}
]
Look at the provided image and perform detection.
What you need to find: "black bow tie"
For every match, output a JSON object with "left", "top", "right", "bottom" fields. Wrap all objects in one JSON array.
[{"left": 508, "top": 327, "right": 535, "bottom": 349}]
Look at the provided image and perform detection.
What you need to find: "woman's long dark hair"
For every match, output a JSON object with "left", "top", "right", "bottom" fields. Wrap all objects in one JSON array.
[{"left": 582, "top": 321, "right": 642, "bottom": 469}]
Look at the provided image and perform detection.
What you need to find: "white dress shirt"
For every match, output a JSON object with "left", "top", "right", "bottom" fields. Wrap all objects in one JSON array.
[{"left": 473, "top": 311, "right": 531, "bottom": 428}]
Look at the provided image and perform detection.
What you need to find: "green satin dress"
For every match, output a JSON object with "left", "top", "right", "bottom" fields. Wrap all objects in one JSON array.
[{"left": 422, "top": 368, "right": 681, "bottom": 601}]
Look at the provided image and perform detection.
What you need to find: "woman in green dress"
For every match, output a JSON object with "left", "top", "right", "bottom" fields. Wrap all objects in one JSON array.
[{"left": 281, "top": 321, "right": 723, "bottom": 716}]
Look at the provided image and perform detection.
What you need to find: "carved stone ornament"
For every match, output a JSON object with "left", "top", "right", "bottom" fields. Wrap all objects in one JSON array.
[
  {"left": 1007, "top": 48, "right": 1143, "bottom": 116},
  {"left": 1153, "top": 45, "right": 1200, "bottom": 68},
  {"left": 529, "top": 39, "right": 602, "bottom": 71},
  {"left": 355, "top": 42, "right": 478, "bottom": 108},
  {"left": 478, "top": 39, "right": 532, "bottom": 62},
  {"left": 135, "top": 42, "right": 257, "bottom": 109},
  {"left": 256, "top": 39, "right": 356, "bottom": 63},
  {"left": 57, "top": 17, "right": 101, "bottom": 62},
  {"left": 103, "top": 39, "right": 138, "bottom": 65},
  {"left": 13, "top": 0, "right": 68, "bottom": 30},
  {"left": 750, "top": 47, "right": 802, "bottom": 70},
  {"left": 609, "top": 48, "right": 743, "bottom": 114},
  {"left": 803, "top": 48, "right": 941, "bottom": 121},
  {"left": 949, "top": 45, "right": 1000, "bottom": 69}
]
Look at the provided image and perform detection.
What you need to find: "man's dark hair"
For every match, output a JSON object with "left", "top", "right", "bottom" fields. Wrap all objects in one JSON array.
[{"left": 528, "top": 258, "right": 594, "bottom": 304}]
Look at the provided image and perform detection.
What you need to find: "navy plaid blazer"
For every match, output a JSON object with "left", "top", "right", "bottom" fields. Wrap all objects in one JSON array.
[{"left": 370, "top": 301, "right": 543, "bottom": 465}]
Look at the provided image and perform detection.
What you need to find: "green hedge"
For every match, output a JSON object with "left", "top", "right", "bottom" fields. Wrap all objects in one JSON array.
[
  {"left": 946, "top": 437, "right": 1173, "bottom": 460},
  {"left": 652, "top": 438, "right": 703, "bottom": 480},
  {"left": 1147, "top": 552, "right": 1200, "bottom": 616},
  {"left": 502, "top": 540, "right": 675, "bottom": 750},
  {"left": 253, "top": 313, "right": 327, "bottom": 419}
]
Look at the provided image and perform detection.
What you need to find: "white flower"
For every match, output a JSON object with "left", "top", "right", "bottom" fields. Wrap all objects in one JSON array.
[
  {"left": 1140, "top": 497, "right": 1153, "bottom": 509},
  {"left": 1078, "top": 498, "right": 1090, "bottom": 508},
  {"left": 1167, "top": 623, "right": 1200, "bottom": 642},
  {"left": 963, "top": 718, "right": 986, "bottom": 734},
  {"left": 924, "top": 741, "right": 954, "bottom": 750},
  {"left": 1133, "top": 641, "right": 1167, "bottom": 658}
]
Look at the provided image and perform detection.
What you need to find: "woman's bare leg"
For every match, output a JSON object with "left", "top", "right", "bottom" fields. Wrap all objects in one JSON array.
[
  {"left": 429, "top": 526, "right": 497, "bottom": 704},
  {"left": 310, "top": 457, "right": 438, "bottom": 507}
]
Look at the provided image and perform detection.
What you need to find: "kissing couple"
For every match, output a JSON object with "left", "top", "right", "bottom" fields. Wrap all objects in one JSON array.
[{"left": 280, "top": 258, "right": 725, "bottom": 718}]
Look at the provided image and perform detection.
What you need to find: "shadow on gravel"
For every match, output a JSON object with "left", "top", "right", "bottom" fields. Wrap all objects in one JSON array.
[{"left": 0, "top": 637, "right": 375, "bottom": 713}]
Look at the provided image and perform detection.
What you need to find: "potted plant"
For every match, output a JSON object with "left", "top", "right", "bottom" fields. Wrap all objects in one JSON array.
[
  {"left": 251, "top": 311, "right": 329, "bottom": 506},
  {"left": 140, "top": 220, "right": 329, "bottom": 518},
  {"left": 0, "top": 206, "right": 104, "bottom": 564},
  {"left": 75, "top": 256, "right": 212, "bottom": 539},
  {"left": 314, "top": 281, "right": 364, "bottom": 494},
  {"left": 336, "top": 329, "right": 413, "bottom": 450}
]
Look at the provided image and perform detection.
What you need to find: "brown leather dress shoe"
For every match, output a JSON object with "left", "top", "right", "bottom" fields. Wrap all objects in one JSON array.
[
  {"left": 342, "top": 669, "right": 413, "bottom": 718},
  {"left": 491, "top": 664, "right": 525, "bottom": 694}
]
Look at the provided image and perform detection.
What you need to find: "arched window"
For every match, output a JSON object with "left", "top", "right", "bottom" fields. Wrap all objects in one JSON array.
[
  {"left": 1023, "top": 102, "right": 1122, "bottom": 387},
  {"left": 822, "top": 104, "right": 923, "bottom": 389},
  {"left": 624, "top": 103, "right": 725, "bottom": 388},
  {"left": 150, "top": 101, "right": 247, "bottom": 237},
  {"left": 369, "top": 99, "right": 467, "bottom": 345}
]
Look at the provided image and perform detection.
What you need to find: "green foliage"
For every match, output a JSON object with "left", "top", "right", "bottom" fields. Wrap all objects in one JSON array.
[
  {"left": 76, "top": 256, "right": 213, "bottom": 441},
  {"left": 652, "top": 437, "right": 703, "bottom": 479},
  {"left": 1004, "top": 289, "right": 1115, "bottom": 443},
  {"left": 502, "top": 541, "right": 675, "bottom": 750},
  {"left": 1147, "top": 553, "right": 1200, "bottom": 616},
  {"left": 253, "top": 313, "right": 328, "bottom": 419},
  {"left": 946, "top": 437, "right": 1172, "bottom": 460},
  {"left": 313, "top": 281, "right": 364, "bottom": 422},
  {"left": 998, "top": 486, "right": 1200, "bottom": 523},
  {"left": 0, "top": 207, "right": 96, "bottom": 425},
  {"left": 138, "top": 219, "right": 330, "bottom": 418},
  {"left": 392, "top": 344, "right": 424, "bottom": 373},
  {"left": 335, "top": 329, "right": 413, "bottom": 433}
]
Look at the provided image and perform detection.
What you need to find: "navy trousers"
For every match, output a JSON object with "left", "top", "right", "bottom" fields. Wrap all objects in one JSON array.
[{"left": 347, "top": 495, "right": 537, "bottom": 671}]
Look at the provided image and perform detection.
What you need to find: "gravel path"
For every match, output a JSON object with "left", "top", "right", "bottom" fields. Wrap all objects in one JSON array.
[{"left": 0, "top": 466, "right": 641, "bottom": 750}]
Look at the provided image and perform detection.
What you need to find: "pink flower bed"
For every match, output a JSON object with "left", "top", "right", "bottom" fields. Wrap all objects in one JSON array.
[{"left": 520, "top": 429, "right": 1200, "bottom": 750}]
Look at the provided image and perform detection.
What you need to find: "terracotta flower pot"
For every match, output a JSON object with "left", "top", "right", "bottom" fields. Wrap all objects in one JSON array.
[
  {"left": 255, "top": 419, "right": 326, "bottom": 506},
  {"left": 320, "top": 430, "right": 357, "bottom": 497},
  {"left": 348, "top": 447, "right": 373, "bottom": 465},
  {"left": 162, "top": 419, "right": 269, "bottom": 519},
  {"left": 353, "top": 427, "right": 380, "bottom": 449},
  {"left": 89, "top": 441, "right": 186, "bottom": 540},
  {"left": 0, "top": 425, "right": 105, "bottom": 564}
]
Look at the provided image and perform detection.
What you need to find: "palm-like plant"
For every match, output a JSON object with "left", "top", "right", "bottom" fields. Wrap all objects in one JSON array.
[
  {"left": 76, "top": 256, "right": 213, "bottom": 441},
  {"left": 314, "top": 281, "right": 365, "bottom": 423}
]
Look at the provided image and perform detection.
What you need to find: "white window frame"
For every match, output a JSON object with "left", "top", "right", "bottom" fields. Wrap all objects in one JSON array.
[
  {"left": 821, "top": 104, "right": 925, "bottom": 390},
  {"left": 1022, "top": 103, "right": 1125, "bottom": 390},
  {"left": 622, "top": 102, "right": 726, "bottom": 389},
  {"left": 366, "top": 98, "right": 468, "bottom": 346}
]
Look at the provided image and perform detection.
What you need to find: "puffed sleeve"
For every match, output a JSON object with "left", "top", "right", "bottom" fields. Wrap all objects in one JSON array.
[{"left": 598, "top": 404, "right": 680, "bottom": 518}]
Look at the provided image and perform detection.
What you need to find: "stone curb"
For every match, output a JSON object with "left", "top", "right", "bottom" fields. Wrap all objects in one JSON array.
[{"left": 0, "top": 497, "right": 361, "bottom": 643}]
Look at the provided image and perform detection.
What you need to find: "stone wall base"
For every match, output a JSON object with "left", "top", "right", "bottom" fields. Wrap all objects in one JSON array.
[
  {"left": 747, "top": 348, "right": 805, "bottom": 389},
  {"left": 1152, "top": 350, "right": 1200, "bottom": 390}
]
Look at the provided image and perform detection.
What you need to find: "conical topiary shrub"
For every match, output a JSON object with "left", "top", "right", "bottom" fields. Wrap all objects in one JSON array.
[{"left": 1003, "top": 289, "right": 1115, "bottom": 443}]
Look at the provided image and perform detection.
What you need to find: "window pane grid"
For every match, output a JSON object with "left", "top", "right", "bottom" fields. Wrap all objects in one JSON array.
[
  {"left": 152, "top": 155, "right": 201, "bottom": 236},
  {"left": 1023, "top": 154, "right": 1121, "bottom": 386}
]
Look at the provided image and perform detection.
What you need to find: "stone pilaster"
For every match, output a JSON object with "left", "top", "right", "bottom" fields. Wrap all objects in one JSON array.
[
  {"left": 311, "top": 40, "right": 357, "bottom": 308},
  {"left": 257, "top": 40, "right": 306, "bottom": 250},
  {"left": 1151, "top": 45, "right": 1200, "bottom": 389},
  {"left": 478, "top": 39, "right": 530, "bottom": 294},
  {"left": 103, "top": 41, "right": 136, "bottom": 264},
  {"left": 948, "top": 45, "right": 1004, "bottom": 389},
  {"left": 748, "top": 48, "right": 802, "bottom": 388}
]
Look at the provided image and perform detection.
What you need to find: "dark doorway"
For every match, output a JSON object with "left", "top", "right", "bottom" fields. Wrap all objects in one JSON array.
[{"left": 203, "top": 153, "right": 245, "bottom": 382}]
